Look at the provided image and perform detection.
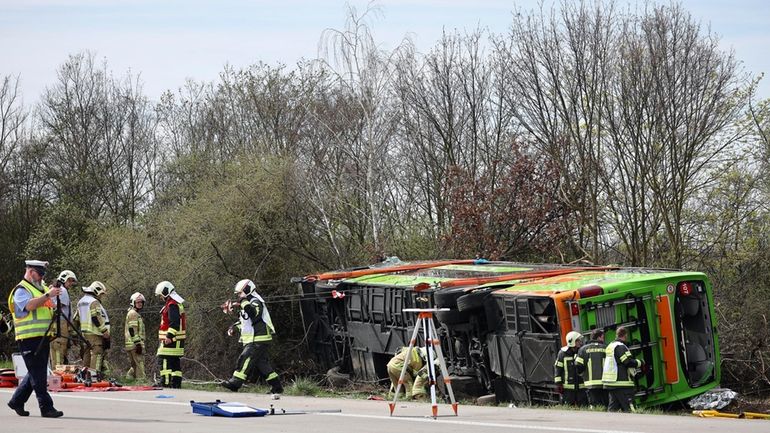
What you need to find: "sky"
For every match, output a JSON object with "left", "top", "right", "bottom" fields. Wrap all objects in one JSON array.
[{"left": 1, "top": 0, "right": 769, "bottom": 105}]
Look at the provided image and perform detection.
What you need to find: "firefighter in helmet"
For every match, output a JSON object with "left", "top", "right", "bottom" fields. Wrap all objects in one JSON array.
[
  {"left": 124, "top": 292, "right": 146, "bottom": 380},
  {"left": 554, "top": 330, "right": 587, "bottom": 406},
  {"left": 75, "top": 281, "right": 110, "bottom": 372},
  {"left": 155, "top": 281, "right": 186, "bottom": 388},
  {"left": 387, "top": 346, "right": 432, "bottom": 400},
  {"left": 49, "top": 270, "right": 77, "bottom": 368},
  {"left": 219, "top": 279, "right": 283, "bottom": 399}
]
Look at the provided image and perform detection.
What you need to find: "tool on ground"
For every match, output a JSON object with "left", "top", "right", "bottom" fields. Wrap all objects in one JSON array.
[
  {"left": 389, "top": 307, "right": 458, "bottom": 419},
  {"left": 693, "top": 409, "right": 770, "bottom": 420},
  {"left": 267, "top": 404, "right": 342, "bottom": 415}
]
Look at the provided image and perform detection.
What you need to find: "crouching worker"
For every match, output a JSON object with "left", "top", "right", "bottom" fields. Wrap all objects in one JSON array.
[
  {"left": 387, "top": 347, "right": 431, "bottom": 400},
  {"left": 219, "top": 279, "right": 284, "bottom": 399}
]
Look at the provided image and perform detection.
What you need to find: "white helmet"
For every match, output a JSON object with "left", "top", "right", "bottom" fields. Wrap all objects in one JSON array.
[
  {"left": 566, "top": 331, "right": 583, "bottom": 348},
  {"left": 130, "top": 292, "right": 146, "bottom": 308},
  {"left": 57, "top": 270, "right": 77, "bottom": 284},
  {"left": 83, "top": 281, "right": 106, "bottom": 297},
  {"left": 234, "top": 279, "right": 256, "bottom": 296},
  {"left": 155, "top": 281, "right": 175, "bottom": 297}
]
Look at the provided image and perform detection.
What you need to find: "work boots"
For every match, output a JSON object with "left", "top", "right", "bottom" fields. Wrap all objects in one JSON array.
[
  {"left": 41, "top": 408, "right": 64, "bottom": 418},
  {"left": 7, "top": 401, "right": 29, "bottom": 417},
  {"left": 219, "top": 378, "right": 243, "bottom": 392},
  {"left": 268, "top": 377, "right": 284, "bottom": 400}
]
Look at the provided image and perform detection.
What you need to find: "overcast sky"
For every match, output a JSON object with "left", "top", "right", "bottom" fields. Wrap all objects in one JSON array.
[{"left": 1, "top": 0, "right": 769, "bottom": 104}]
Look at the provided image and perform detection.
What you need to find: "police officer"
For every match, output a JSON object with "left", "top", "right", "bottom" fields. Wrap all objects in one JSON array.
[
  {"left": 155, "top": 281, "right": 186, "bottom": 388},
  {"left": 75, "top": 281, "right": 110, "bottom": 372},
  {"left": 220, "top": 279, "right": 283, "bottom": 399},
  {"left": 49, "top": 270, "right": 77, "bottom": 368},
  {"left": 387, "top": 346, "right": 430, "bottom": 400},
  {"left": 576, "top": 328, "right": 608, "bottom": 408},
  {"left": 124, "top": 292, "right": 146, "bottom": 380},
  {"left": 6, "top": 260, "right": 64, "bottom": 418},
  {"left": 554, "top": 330, "right": 587, "bottom": 406},
  {"left": 602, "top": 326, "right": 643, "bottom": 412}
]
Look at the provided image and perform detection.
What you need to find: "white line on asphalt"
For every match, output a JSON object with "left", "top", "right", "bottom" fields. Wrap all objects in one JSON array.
[
  {"left": 318, "top": 412, "right": 644, "bottom": 433},
  {"left": 0, "top": 389, "right": 188, "bottom": 406}
]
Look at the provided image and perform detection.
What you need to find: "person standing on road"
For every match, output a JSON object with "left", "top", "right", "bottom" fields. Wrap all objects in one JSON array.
[
  {"left": 76, "top": 281, "right": 110, "bottom": 372},
  {"left": 6, "top": 260, "right": 64, "bottom": 418},
  {"left": 49, "top": 270, "right": 78, "bottom": 368},
  {"left": 155, "top": 281, "right": 186, "bottom": 388},
  {"left": 602, "top": 326, "right": 643, "bottom": 412},
  {"left": 554, "top": 330, "right": 587, "bottom": 406},
  {"left": 124, "top": 292, "right": 146, "bottom": 380},
  {"left": 220, "top": 279, "right": 283, "bottom": 399},
  {"left": 576, "top": 328, "right": 608, "bottom": 408}
]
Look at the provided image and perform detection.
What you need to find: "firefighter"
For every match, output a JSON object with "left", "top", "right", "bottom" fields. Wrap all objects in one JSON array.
[
  {"left": 554, "top": 330, "right": 587, "bottom": 406},
  {"left": 576, "top": 328, "right": 608, "bottom": 408},
  {"left": 220, "top": 279, "right": 284, "bottom": 399},
  {"left": 602, "top": 326, "right": 643, "bottom": 412},
  {"left": 49, "top": 270, "right": 77, "bottom": 368},
  {"left": 6, "top": 260, "right": 64, "bottom": 418},
  {"left": 75, "top": 281, "right": 110, "bottom": 372},
  {"left": 155, "top": 281, "right": 186, "bottom": 388},
  {"left": 387, "top": 346, "right": 430, "bottom": 400},
  {"left": 124, "top": 292, "right": 146, "bottom": 380}
]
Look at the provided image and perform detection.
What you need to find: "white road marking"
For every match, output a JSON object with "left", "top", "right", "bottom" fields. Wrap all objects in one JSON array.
[
  {"left": 0, "top": 390, "right": 644, "bottom": 433},
  {"left": 319, "top": 412, "right": 645, "bottom": 433}
]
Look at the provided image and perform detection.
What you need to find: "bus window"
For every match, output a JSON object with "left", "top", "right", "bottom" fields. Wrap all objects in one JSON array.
[{"left": 675, "top": 280, "right": 716, "bottom": 387}]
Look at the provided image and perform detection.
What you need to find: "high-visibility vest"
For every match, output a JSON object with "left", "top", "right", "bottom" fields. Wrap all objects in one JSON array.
[
  {"left": 77, "top": 294, "right": 109, "bottom": 335},
  {"left": 158, "top": 298, "right": 186, "bottom": 356},
  {"left": 7, "top": 280, "right": 53, "bottom": 340},
  {"left": 124, "top": 308, "right": 145, "bottom": 349},
  {"left": 387, "top": 347, "right": 425, "bottom": 374},
  {"left": 602, "top": 340, "right": 641, "bottom": 387},
  {"left": 238, "top": 296, "right": 273, "bottom": 344}
]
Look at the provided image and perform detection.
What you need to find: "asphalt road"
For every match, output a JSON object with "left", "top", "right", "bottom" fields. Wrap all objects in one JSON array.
[{"left": 0, "top": 387, "right": 766, "bottom": 433}]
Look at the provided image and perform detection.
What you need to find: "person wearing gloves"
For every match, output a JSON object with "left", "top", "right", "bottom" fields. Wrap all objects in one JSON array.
[
  {"left": 155, "top": 281, "right": 187, "bottom": 388},
  {"left": 124, "top": 292, "right": 146, "bottom": 380},
  {"left": 219, "top": 279, "right": 284, "bottom": 399}
]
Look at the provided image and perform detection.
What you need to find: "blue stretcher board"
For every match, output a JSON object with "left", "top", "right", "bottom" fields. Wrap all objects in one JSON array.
[{"left": 190, "top": 400, "right": 269, "bottom": 417}]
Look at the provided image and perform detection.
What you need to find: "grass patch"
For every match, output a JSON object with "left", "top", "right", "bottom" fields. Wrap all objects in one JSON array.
[{"left": 285, "top": 377, "right": 325, "bottom": 397}]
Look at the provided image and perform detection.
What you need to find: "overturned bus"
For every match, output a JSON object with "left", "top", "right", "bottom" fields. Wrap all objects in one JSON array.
[{"left": 295, "top": 260, "right": 719, "bottom": 407}]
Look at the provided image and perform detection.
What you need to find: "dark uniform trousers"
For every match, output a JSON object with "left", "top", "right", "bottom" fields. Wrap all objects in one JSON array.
[
  {"left": 235, "top": 342, "right": 282, "bottom": 393},
  {"left": 586, "top": 388, "right": 609, "bottom": 407},
  {"left": 9, "top": 337, "right": 55, "bottom": 411},
  {"left": 608, "top": 387, "right": 635, "bottom": 412}
]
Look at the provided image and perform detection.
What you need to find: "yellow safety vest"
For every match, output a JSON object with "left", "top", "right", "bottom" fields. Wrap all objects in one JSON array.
[{"left": 7, "top": 280, "right": 53, "bottom": 340}]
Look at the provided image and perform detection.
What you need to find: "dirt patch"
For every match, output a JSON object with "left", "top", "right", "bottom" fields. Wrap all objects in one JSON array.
[{"left": 723, "top": 396, "right": 770, "bottom": 414}]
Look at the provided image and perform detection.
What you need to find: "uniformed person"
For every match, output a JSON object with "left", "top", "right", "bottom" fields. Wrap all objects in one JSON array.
[
  {"left": 220, "top": 279, "right": 283, "bottom": 399},
  {"left": 49, "top": 270, "right": 78, "bottom": 368},
  {"left": 576, "top": 328, "right": 608, "bottom": 408},
  {"left": 6, "top": 260, "right": 64, "bottom": 418},
  {"left": 602, "top": 326, "right": 643, "bottom": 412},
  {"left": 554, "top": 331, "right": 587, "bottom": 406},
  {"left": 75, "top": 281, "right": 110, "bottom": 372},
  {"left": 387, "top": 346, "right": 430, "bottom": 400},
  {"left": 124, "top": 292, "right": 146, "bottom": 380},
  {"left": 155, "top": 281, "right": 186, "bottom": 388}
]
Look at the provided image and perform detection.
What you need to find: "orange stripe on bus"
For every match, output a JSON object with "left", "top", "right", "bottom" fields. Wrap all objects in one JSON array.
[{"left": 656, "top": 295, "right": 679, "bottom": 385}]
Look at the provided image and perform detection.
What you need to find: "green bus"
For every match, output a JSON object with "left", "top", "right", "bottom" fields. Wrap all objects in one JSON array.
[{"left": 296, "top": 260, "right": 719, "bottom": 407}]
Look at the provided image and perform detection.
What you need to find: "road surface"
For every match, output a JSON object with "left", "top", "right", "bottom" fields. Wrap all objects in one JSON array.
[{"left": 0, "top": 387, "right": 765, "bottom": 432}]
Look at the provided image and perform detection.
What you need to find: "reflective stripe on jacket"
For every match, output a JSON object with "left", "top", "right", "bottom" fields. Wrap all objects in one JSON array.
[
  {"left": 124, "top": 308, "right": 145, "bottom": 349},
  {"left": 576, "top": 340, "right": 606, "bottom": 388},
  {"left": 237, "top": 296, "right": 273, "bottom": 344},
  {"left": 554, "top": 346, "right": 583, "bottom": 390},
  {"left": 7, "top": 280, "right": 53, "bottom": 340},
  {"left": 602, "top": 340, "right": 641, "bottom": 387},
  {"left": 158, "top": 299, "right": 186, "bottom": 356}
]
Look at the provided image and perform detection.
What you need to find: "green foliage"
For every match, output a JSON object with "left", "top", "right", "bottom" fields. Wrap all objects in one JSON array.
[
  {"left": 23, "top": 202, "right": 99, "bottom": 278},
  {"left": 285, "top": 376, "right": 324, "bottom": 397}
]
